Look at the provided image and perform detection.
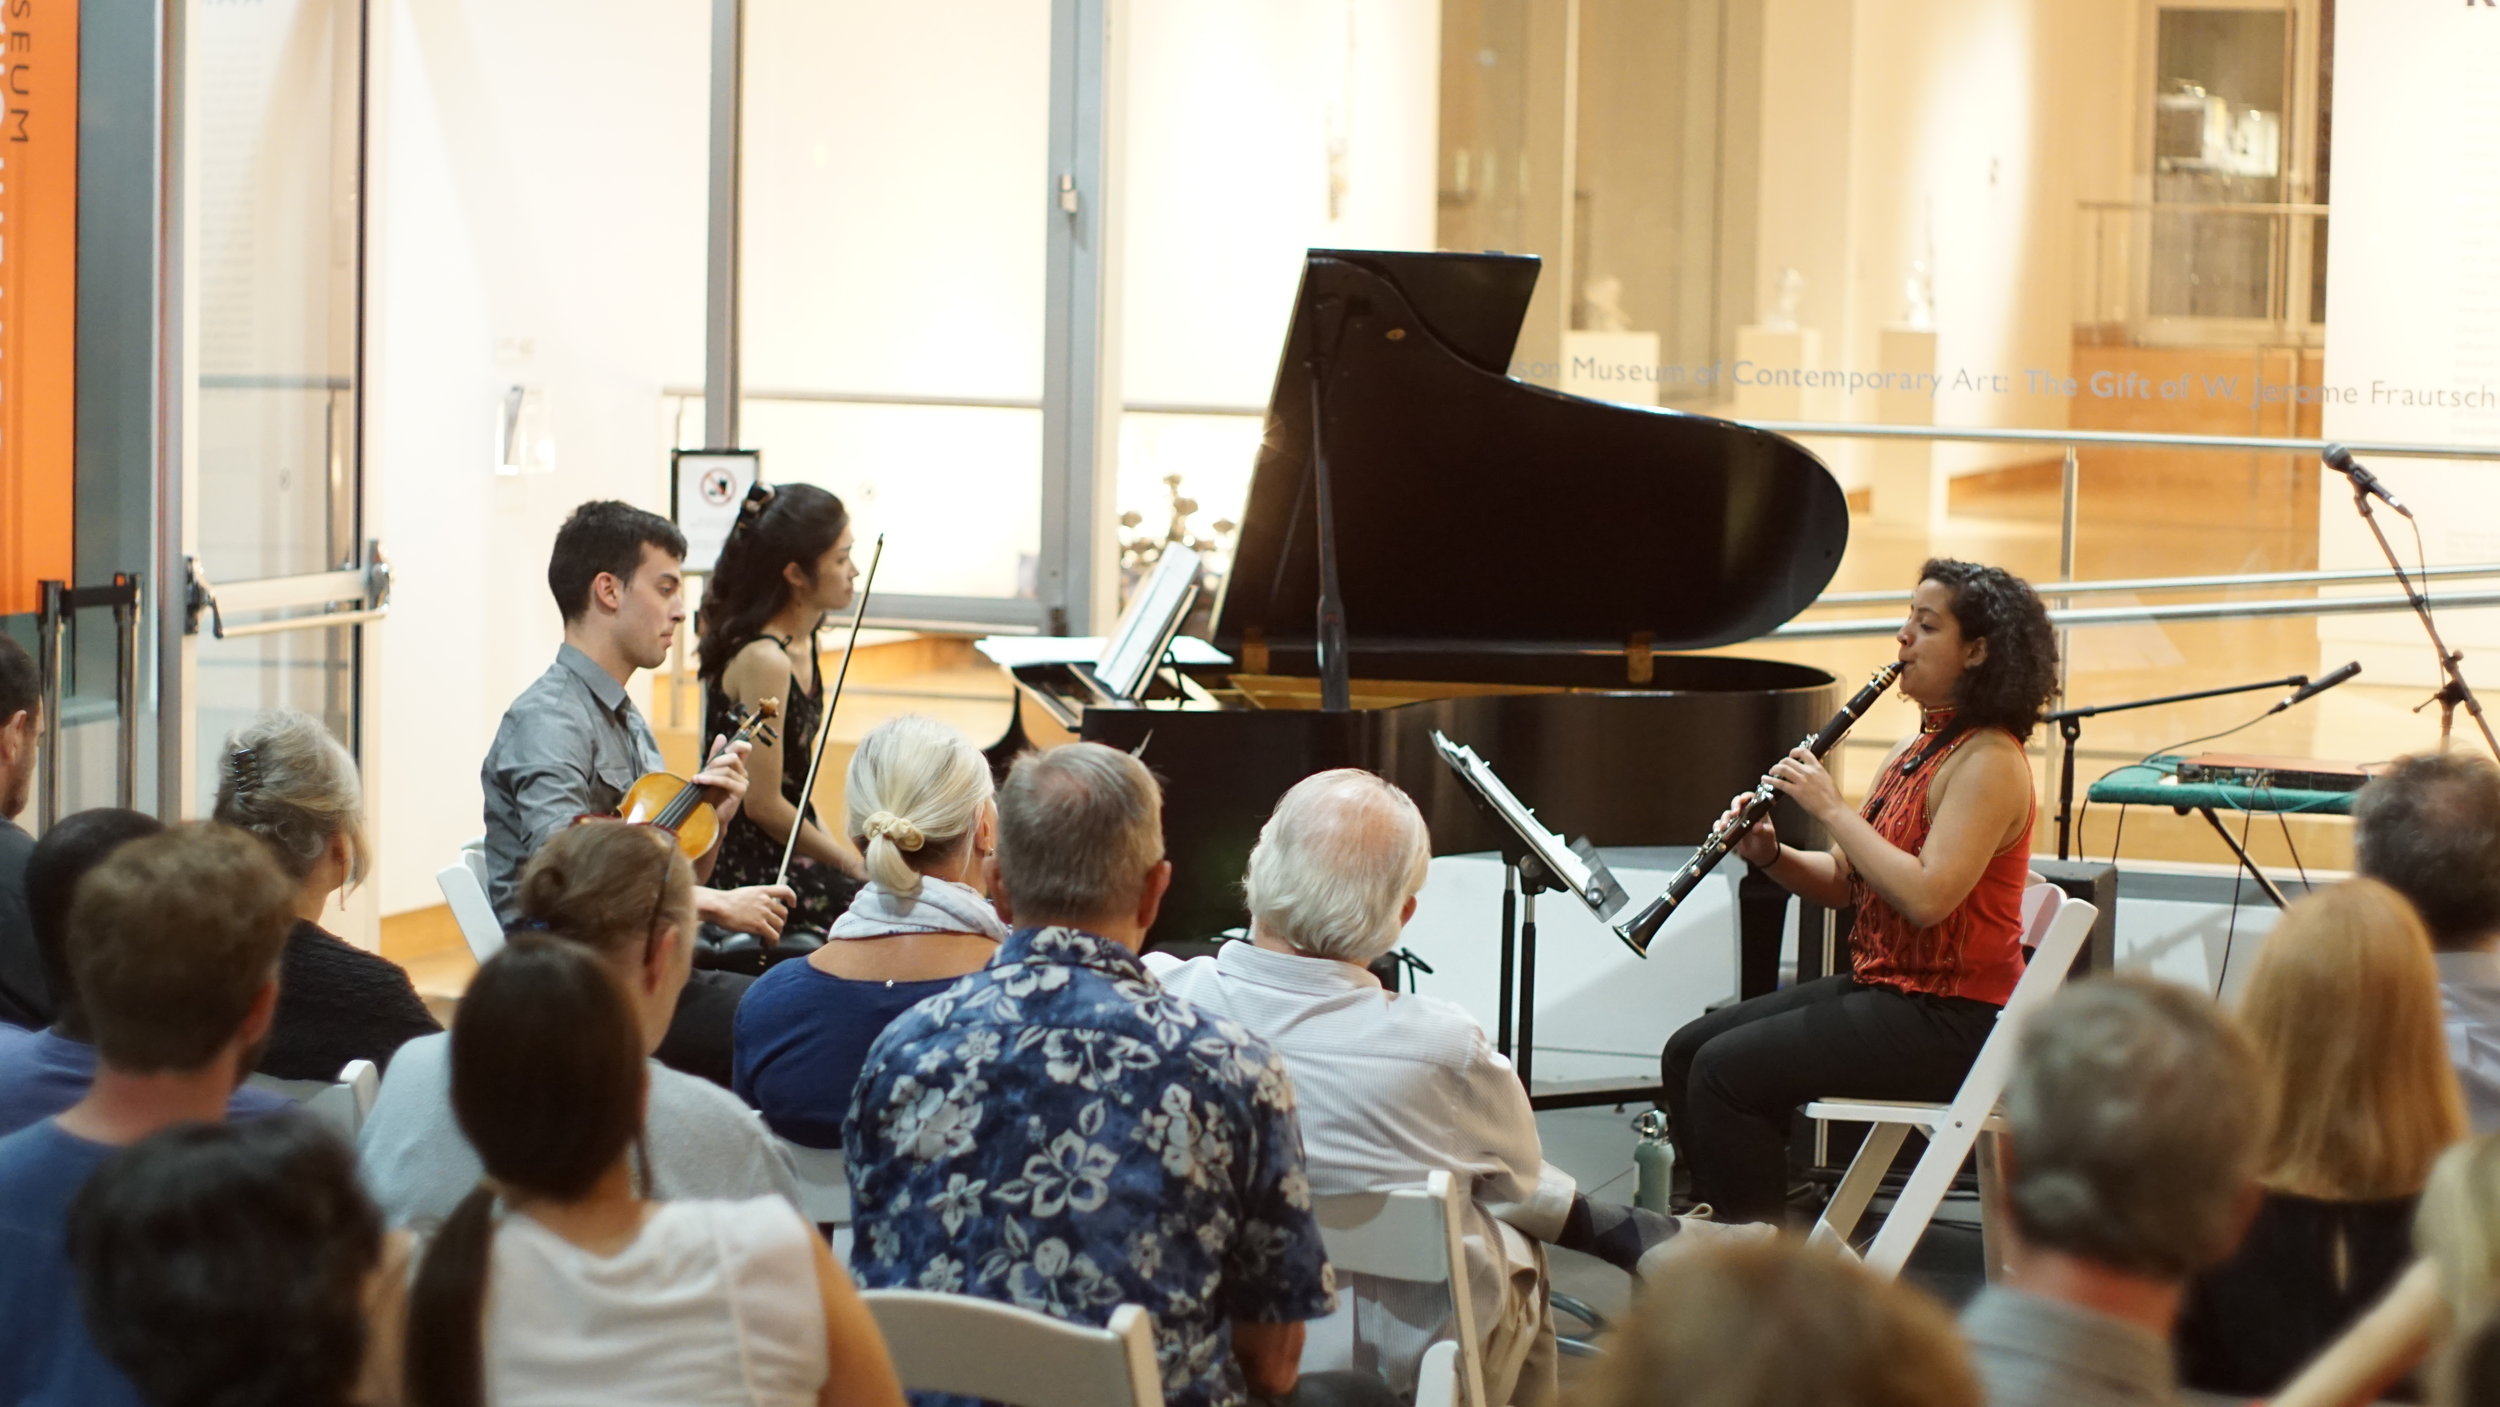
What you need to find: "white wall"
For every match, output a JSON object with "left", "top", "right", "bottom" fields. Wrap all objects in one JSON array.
[
  {"left": 1116, "top": 0, "right": 1440, "bottom": 542},
  {"left": 369, "top": 0, "right": 709, "bottom": 915},
  {"left": 2315, "top": 0, "right": 2500, "bottom": 687},
  {"left": 1753, "top": 0, "right": 2133, "bottom": 481}
]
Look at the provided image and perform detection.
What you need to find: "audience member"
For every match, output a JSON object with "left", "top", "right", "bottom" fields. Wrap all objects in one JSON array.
[
  {"left": 69, "top": 1114, "right": 403, "bottom": 1407},
  {"left": 0, "top": 632, "right": 43, "bottom": 1027},
  {"left": 214, "top": 708, "right": 441, "bottom": 1079},
  {"left": 848, "top": 743, "right": 1371, "bottom": 1407},
  {"left": 2175, "top": 879, "right": 2466, "bottom": 1397},
  {"left": 2274, "top": 1133, "right": 2500, "bottom": 1407},
  {"left": 2354, "top": 750, "right": 2500, "bottom": 1132},
  {"left": 360, "top": 820, "right": 798, "bottom": 1225},
  {"left": 1571, "top": 1238, "right": 1981, "bottom": 1407},
  {"left": 1148, "top": 769, "right": 1758, "bottom": 1406},
  {"left": 0, "top": 809, "right": 291, "bottom": 1135},
  {"left": 0, "top": 824, "right": 296, "bottom": 1406},
  {"left": 1958, "top": 976, "right": 2268, "bottom": 1407},
  {"left": 2436, "top": 1299, "right": 2500, "bottom": 1407},
  {"left": 735, "top": 714, "right": 1003, "bottom": 1146},
  {"left": 404, "top": 935, "right": 902, "bottom": 1407}
]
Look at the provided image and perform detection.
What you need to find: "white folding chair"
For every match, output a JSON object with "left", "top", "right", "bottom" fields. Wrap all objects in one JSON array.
[
  {"left": 1312, "top": 1170, "right": 1486, "bottom": 1407},
  {"left": 435, "top": 837, "right": 505, "bottom": 964},
  {"left": 860, "top": 1290, "right": 1164, "bottom": 1407},
  {"left": 776, "top": 1135, "right": 852, "bottom": 1228},
  {"left": 1805, "top": 886, "right": 2098, "bottom": 1279},
  {"left": 247, "top": 1057, "right": 382, "bottom": 1140}
]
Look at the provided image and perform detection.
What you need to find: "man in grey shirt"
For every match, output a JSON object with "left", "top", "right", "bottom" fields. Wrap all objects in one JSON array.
[
  {"left": 1960, "top": 977, "right": 2265, "bottom": 1407},
  {"left": 481, "top": 501, "right": 795, "bottom": 1083},
  {"left": 2353, "top": 751, "right": 2500, "bottom": 1133}
]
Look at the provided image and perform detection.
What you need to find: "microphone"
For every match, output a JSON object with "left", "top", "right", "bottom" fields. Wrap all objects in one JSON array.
[
  {"left": 2323, "top": 445, "right": 2413, "bottom": 519},
  {"left": 2269, "top": 660, "right": 2362, "bottom": 715}
]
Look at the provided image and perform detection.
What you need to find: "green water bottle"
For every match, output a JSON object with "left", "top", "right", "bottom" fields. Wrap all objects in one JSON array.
[{"left": 1633, "top": 1109, "right": 1675, "bottom": 1215}]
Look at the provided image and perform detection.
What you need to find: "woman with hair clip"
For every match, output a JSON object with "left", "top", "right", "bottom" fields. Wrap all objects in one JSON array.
[
  {"left": 2175, "top": 878, "right": 2467, "bottom": 1397},
  {"left": 403, "top": 934, "right": 904, "bottom": 1407},
  {"left": 1660, "top": 558, "right": 2059, "bottom": 1225},
  {"left": 214, "top": 708, "right": 440, "bottom": 1079},
  {"left": 358, "top": 822, "right": 799, "bottom": 1227},
  {"left": 697, "top": 482, "right": 868, "bottom": 953},
  {"left": 733, "top": 714, "right": 1004, "bottom": 1147}
]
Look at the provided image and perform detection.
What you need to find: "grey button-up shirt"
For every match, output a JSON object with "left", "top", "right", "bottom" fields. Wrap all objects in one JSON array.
[
  {"left": 1961, "top": 1285, "right": 2178, "bottom": 1407},
  {"left": 2438, "top": 948, "right": 2500, "bottom": 1134},
  {"left": 480, "top": 644, "right": 664, "bottom": 923}
]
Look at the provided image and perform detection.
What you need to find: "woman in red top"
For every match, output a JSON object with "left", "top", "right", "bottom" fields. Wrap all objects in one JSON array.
[{"left": 1659, "top": 558, "right": 2058, "bottom": 1225}]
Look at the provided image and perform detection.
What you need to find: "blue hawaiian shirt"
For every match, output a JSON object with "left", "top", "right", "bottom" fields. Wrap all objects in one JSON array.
[{"left": 846, "top": 925, "right": 1336, "bottom": 1407}]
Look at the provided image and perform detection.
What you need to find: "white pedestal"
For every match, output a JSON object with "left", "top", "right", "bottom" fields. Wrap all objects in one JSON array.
[
  {"left": 1561, "top": 330, "right": 1662, "bottom": 407},
  {"left": 1871, "top": 326, "right": 1939, "bottom": 532},
  {"left": 1732, "top": 325, "right": 1821, "bottom": 422}
]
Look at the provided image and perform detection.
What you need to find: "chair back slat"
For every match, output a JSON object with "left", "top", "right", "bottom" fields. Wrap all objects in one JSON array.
[
  {"left": 1311, "top": 1171, "right": 1486, "bottom": 1407},
  {"left": 861, "top": 1291, "right": 1163, "bottom": 1407},
  {"left": 437, "top": 841, "right": 505, "bottom": 964}
]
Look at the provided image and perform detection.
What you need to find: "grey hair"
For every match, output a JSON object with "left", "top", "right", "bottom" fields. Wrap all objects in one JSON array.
[
  {"left": 211, "top": 709, "right": 366, "bottom": 887},
  {"left": 842, "top": 715, "right": 993, "bottom": 900},
  {"left": 1245, "top": 769, "right": 1429, "bottom": 963},
  {"left": 2354, "top": 751, "right": 2500, "bottom": 951},
  {"left": 994, "top": 744, "right": 1163, "bottom": 926},
  {"left": 2001, "top": 976, "right": 2267, "bottom": 1279}
]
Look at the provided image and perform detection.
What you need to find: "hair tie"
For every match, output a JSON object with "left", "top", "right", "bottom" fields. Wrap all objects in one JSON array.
[
  {"left": 863, "top": 811, "right": 925, "bottom": 852},
  {"left": 228, "top": 745, "right": 261, "bottom": 796},
  {"left": 507, "top": 916, "right": 554, "bottom": 934},
  {"left": 730, "top": 482, "right": 775, "bottom": 539}
]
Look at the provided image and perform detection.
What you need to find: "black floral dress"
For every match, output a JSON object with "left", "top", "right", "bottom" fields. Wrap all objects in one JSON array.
[{"left": 702, "top": 636, "right": 861, "bottom": 935}]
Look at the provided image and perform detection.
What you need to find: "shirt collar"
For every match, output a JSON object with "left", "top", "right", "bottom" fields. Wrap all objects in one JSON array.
[
  {"left": 1962, "top": 1285, "right": 2175, "bottom": 1396},
  {"left": 1215, "top": 937, "right": 1384, "bottom": 993},
  {"left": 1000, "top": 925, "right": 1152, "bottom": 982},
  {"left": 554, "top": 642, "right": 632, "bottom": 717},
  {"left": 2439, "top": 947, "right": 2500, "bottom": 988}
]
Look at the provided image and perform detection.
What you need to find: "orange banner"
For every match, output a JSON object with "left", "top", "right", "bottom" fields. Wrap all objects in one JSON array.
[{"left": 0, "top": 0, "right": 76, "bottom": 616}]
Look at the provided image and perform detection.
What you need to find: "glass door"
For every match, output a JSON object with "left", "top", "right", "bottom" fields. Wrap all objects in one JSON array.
[{"left": 173, "top": 0, "right": 383, "bottom": 939}]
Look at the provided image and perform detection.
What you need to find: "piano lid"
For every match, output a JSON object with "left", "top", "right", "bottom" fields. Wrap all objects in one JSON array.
[{"left": 1209, "top": 249, "right": 1851, "bottom": 659}]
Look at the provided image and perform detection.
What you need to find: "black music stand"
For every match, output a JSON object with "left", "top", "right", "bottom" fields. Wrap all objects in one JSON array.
[{"left": 1431, "top": 731, "right": 1653, "bottom": 1110}]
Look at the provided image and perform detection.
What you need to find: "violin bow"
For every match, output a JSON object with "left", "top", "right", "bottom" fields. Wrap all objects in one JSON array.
[{"left": 777, "top": 533, "right": 884, "bottom": 888}]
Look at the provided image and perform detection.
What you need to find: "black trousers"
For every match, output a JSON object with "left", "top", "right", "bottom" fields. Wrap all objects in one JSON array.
[
  {"left": 1658, "top": 975, "right": 1999, "bottom": 1224},
  {"left": 655, "top": 967, "right": 753, "bottom": 1090}
]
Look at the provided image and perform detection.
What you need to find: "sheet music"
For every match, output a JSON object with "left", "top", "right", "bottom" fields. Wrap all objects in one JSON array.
[{"left": 1430, "top": 730, "right": 1625, "bottom": 920}]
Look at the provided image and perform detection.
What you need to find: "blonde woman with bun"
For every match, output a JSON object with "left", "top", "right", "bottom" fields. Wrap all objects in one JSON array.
[{"left": 732, "top": 716, "right": 1002, "bottom": 1147}]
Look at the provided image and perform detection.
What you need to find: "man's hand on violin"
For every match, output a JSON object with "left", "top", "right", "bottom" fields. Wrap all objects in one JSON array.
[
  {"left": 699, "top": 883, "right": 795, "bottom": 942},
  {"left": 693, "top": 735, "right": 753, "bottom": 828}
]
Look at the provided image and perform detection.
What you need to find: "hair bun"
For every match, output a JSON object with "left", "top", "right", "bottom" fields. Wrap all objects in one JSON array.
[{"left": 863, "top": 810, "right": 925, "bottom": 852}]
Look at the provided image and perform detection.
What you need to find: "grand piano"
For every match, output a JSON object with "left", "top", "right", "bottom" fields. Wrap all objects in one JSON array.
[{"left": 989, "top": 249, "right": 1853, "bottom": 982}]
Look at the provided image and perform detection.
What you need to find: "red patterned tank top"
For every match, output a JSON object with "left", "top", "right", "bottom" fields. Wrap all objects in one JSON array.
[{"left": 1845, "top": 724, "right": 2031, "bottom": 1006}]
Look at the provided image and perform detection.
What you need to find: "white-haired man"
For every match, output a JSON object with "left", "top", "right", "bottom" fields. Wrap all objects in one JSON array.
[{"left": 1150, "top": 769, "right": 1752, "bottom": 1406}]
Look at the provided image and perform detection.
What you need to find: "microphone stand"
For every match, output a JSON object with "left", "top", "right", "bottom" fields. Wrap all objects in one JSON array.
[
  {"left": 2046, "top": 674, "right": 2307, "bottom": 862},
  {"left": 2348, "top": 478, "right": 2500, "bottom": 758}
]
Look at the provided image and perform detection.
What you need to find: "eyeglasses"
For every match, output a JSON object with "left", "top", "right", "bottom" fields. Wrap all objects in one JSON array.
[{"left": 643, "top": 839, "right": 675, "bottom": 970}]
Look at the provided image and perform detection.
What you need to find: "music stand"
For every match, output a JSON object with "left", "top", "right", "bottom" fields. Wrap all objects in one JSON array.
[{"left": 1432, "top": 731, "right": 1637, "bottom": 1109}]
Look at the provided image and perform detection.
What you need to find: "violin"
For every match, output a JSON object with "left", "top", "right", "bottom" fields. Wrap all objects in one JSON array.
[{"left": 611, "top": 698, "right": 781, "bottom": 860}]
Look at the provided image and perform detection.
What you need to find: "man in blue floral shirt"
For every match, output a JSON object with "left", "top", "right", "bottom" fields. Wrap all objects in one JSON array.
[{"left": 847, "top": 744, "right": 1344, "bottom": 1407}]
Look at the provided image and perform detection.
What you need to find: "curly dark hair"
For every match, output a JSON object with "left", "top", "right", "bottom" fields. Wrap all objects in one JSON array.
[
  {"left": 1920, "top": 558, "right": 2058, "bottom": 742},
  {"left": 70, "top": 1114, "right": 382, "bottom": 1407}
]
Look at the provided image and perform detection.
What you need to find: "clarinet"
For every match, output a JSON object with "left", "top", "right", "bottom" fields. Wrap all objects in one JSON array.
[{"left": 1613, "top": 662, "right": 1904, "bottom": 957}]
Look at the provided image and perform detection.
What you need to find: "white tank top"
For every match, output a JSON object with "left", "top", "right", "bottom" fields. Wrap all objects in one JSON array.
[{"left": 482, "top": 1197, "right": 829, "bottom": 1407}]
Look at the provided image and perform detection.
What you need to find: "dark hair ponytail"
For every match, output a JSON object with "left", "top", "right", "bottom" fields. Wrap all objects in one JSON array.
[
  {"left": 695, "top": 482, "right": 849, "bottom": 682},
  {"left": 405, "top": 936, "right": 651, "bottom": 1407}
]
